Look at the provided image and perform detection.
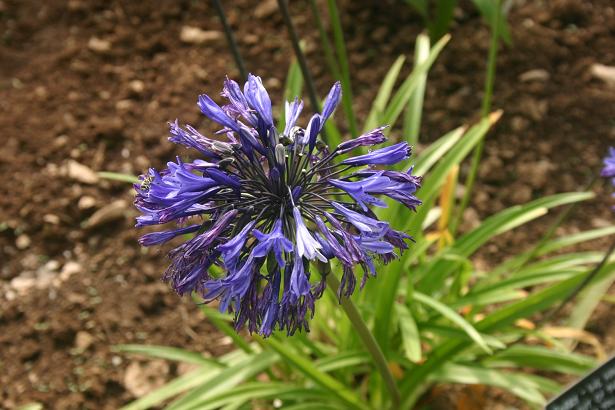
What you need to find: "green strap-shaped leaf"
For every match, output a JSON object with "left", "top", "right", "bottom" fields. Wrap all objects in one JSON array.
[
  {"left": 395, "top": 304, "right": 422, "bottom": 362},
  {"left": 179, "top": 382, "right": 335, "bottom": 410},
  {"left": 263, "top": 337, "right": 369, "bottom": 410},
  {"left": 403, "top": 33, "right": 430, "bottom": 146},
  {"left": 485, "top": 345, "right": 596, "bottom": 375},
  {"left": 568, "top": 253, "right": 615, "bottom": 331},
  {"left": 120, "top": 369, "right": 217, "bottom": 410},
  {"left": 430, "top": 363, "right": 552, "bottom": 405},
  {"left": 315, "top": 350, "right": 369, "bottom": 372},
  {"left": 405, "top": 114, "right": 498, "bottom": 236},
  {"left": 400, "top": 263, "right": 615, "bottom": 408},
  {"left": 416, "top": 192, "right": 594, "bottom": 293},
  {"left": 414, "top": 126, "right": 465, "bottom": 175},
  {"left": 381, "top": 34, "right": 450, "bottom": 132},
  {"left": 413, "top": 291, "right": 491, "bottom": 354},
  {"left": 166, "top": 351, "right": 278, "bottom": 410},
  {"left": 199, "top": 305, "right": 254, "bottom": 353},
  {"left": 363, "top": 55, "right": 406, "bottom": 134},
  {"left": 496, "top": 226, "right": 615, "bottom": 275},
  {"left": 418, "top": 324, "right": 507, "bottom": 350},
  {"left": 453, "top": 253, "right": 605, "bottom": 308},
  {"left": 114, "top": 344, "right": 223, "bottom": 367}
]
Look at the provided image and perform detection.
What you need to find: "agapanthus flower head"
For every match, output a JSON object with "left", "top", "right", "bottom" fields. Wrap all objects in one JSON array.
[
  {"left": 602, "top": 146, "right": 615, "bottom": 210},
  {"left": 135, "top": 74, "right": 421, "bottom": 336},
  {"left": 603, "top": 147, "right": 615, "bottom": 180}
]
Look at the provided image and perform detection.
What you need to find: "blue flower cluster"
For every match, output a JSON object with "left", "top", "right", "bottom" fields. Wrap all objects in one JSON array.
[
  {"left": 603, "top": 147, "right": 615, "bottom": 210},
  {"left": 135, "top": 75, "right": 421, "bottom": 336}
]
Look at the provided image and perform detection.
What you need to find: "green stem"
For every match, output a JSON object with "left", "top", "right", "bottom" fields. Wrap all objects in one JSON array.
[
  {"left": 211, "top": 0, "right": 248, "bottom": 82},
  {"left": 451, "top": 0, "right": 501, "bottom": 235},
  {"left": 309, "top": 0, "right": 342, "bottom": 81},
  {"left": 480, "top": 2, "right": 500, "bottom": 118},
  {"left": 323, "top": 267, "right": 401, "bottom": 408},
  {"left": 326, "top": 0, "right": 359, "bottom": 137},
  {"left": 277, "top": 0, "right": 321, "bottom": 115}
]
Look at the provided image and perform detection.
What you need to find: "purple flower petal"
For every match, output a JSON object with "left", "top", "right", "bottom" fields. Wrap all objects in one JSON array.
[
  {"left": 252, "top": 219, "right": 294, "bottom": 267},
  {"left": 341, "top": 142, "right": 411, "bottom": 166},
  {"left": 293, "top": 207, "right": 326, "bottom": 261},
  {"left": 244, "top": 74, "right": 273, "bottom": 128},
  {"left": 198, "top": 94, "right": 240, "bottom": 132},
  {"left": 184, "top": 209, "right": 238, "bottom": 257},
  {"left": 217, "top": 221, "right": 256, "bottom": 270},
  {"left": 331, "top": 202, "right": 388, "bottom": 235},
  {"left": 283, "top": 98, "right": 304, "bottom": 136},
  {"left": 602, "top": 146, "right": 615, "bottom": 179},
  {"left": 320, "top": 81, "right": 341, "bottom": 129},
  {"left": 139, "top": 224, "right": 200, "bottom": 246},
  {"left": 336, "top": 126, "right": 387, "bottom": 154}
]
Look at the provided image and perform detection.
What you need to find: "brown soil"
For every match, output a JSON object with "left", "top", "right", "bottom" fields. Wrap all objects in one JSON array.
[{"left": 0, "top": 0, "right": 613, "bottom": 408}]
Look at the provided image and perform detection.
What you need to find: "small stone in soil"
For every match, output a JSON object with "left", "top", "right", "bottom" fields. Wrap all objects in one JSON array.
[
  {"left": 591, "top": 64, "right": 615, "bottom": 86},
  {"left": 82, "top": 200, "right": 128, "bottom": 229},
  {"left": 43, "top": 214, "right": 61, "bottom": 225},
  {"left": 180, "top": 26, "right": 222, "bottom": 44},
  {"left": 65, "top": 160, "right": 100, "bottom": 185},
  {"left": 254, "top": 0, "right": 277, "bottom": 19},
  {"left": 78, "top": 196, "right": 97, "bottom": 210},
  {"left": 74, "top": 331, "right": 95, "bottom": 351},
  {"left": 129, "top": 80, "right": 145, "bottom": 95},
  {"left": 519, "top": 69, "right": 550, "bottom": 82},
  {"left": 123, "top": 360, "right": 170, "bottom": 397},
  {"left": 15, "top": 234, "right": 31, "bottom": 250},
  {"left": 60, "top": 261, "right": 82, "bottom": 281},
  {"left": 87, "top": 37, "right": 112, "bottom": 53}
]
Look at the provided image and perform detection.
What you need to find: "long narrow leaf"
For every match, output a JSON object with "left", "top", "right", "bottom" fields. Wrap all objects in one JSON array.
[
  {"left": 485, "top": 345, "right": 595, "bottom": 375},
  {"left": 263, "top": 337, "right": 368, "bottom": 410},
  {"left": 182, "top": 382, "right": 334, "bottom": 410},
  {"left": 315, "top": 351, "right": 369, "bottom": 372},
  {"left": 431, "top": 363, "right": 550, "bottom": 405},
  {"left": 568, "top": 252, "right": 615, "bottom": 331},
  {"left": 406, "top": 113, "right": 501, "bottom": 236},
  {"left": 381, "top": 34, "right": 450, "bottom": 130},
  {"left": 363, "top": 55, "right": 406, "bottom": 133},
  {"left": 417, "top": 192, "right": 594, "bottom": 293},
  {"left": 114, "top": 344, "right": 222, "bottom": 367},
  {"left": 166, "top": 351, "right": 278, "bottom": 410},
  {"left": 413, "top": 126, "right": 465, "bottom": 175},
  {"left": 400, "top": 263, "right": 615, "bottom": 408},
  {"left": 120, "top": 369, "right": 217, "bottom": 410},
  {"left": 395, "top": 304, "right": 422, "bottom": 362},
  {"left": 199, "top": 305, "right": 254, "bottom": 353},
  {"left": 404, "top": 33, "right": 430, "bottom": 145},
  {"left": 413, "top": 291, "right": 491, "bottom": 354}
]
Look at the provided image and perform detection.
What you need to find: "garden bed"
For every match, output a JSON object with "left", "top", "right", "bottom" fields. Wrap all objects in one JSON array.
[{"left": 0, "top": 0, "right": 613, "bottom": 408}]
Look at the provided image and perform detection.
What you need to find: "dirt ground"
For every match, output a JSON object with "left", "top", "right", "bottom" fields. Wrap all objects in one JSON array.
[{"left": 0, "top": 0, "right": 614, "bottom": 408}]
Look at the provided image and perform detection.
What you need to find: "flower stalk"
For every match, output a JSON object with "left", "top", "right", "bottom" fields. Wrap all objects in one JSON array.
[
  {"left": 212, "top": 0, "right": 248, "bottom": 82},
  {"left": 277, "top": 0, "right": 321, "bottom": 116},
  {"left": 321, "top": 263, "right": 401, "bottom": 408},
  {"left": 452, "top": 0, "right": 501, "bottom": 235}
]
